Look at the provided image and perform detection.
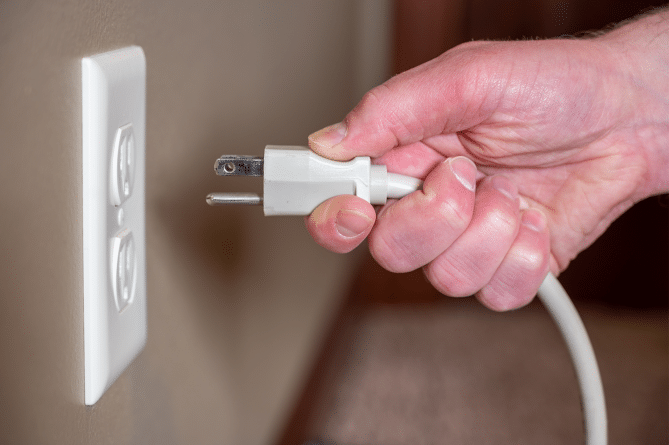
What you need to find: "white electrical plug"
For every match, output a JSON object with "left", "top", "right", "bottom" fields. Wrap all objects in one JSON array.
[{"left": 206, "top": 145, "right": 423, "bottom": 215}]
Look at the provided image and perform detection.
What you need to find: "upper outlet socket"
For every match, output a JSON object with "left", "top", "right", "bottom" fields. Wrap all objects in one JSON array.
[{"left": 111, "top": 123, "right": 135, "bottom": 206}]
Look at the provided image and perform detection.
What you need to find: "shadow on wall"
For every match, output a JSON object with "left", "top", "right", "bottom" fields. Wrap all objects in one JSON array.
[{"left": 153, "top": 144, "right": 251, "bottom": 280}]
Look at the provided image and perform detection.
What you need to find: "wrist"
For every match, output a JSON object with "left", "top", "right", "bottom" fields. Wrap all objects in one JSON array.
[{"left": 599, "top": 8, "right": 669, "bottom": 199}]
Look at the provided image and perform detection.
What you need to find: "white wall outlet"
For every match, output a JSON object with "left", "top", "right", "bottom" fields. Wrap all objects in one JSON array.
[{"left": 82, "top": 46, "right": 147, "bottom": 405}]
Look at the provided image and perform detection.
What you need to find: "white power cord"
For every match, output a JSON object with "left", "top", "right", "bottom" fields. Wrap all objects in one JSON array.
[
  {"left": 207, "top": 146, "right": 607, "bottom": 444},
  {"left": 538, "top": 273, "right": 607, "bottom": 445}
]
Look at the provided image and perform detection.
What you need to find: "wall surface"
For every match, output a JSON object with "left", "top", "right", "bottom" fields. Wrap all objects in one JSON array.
[{"left": 0, "top": 1, "right": 391, "bottom": 443}]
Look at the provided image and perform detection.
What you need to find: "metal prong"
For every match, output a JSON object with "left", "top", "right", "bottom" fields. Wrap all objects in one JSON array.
[
  {"left": 206, "top": 192, "right": 263, "bottom": 206},
  {"left": 214, "top": 155, "right": 263, "bottom": 176}
]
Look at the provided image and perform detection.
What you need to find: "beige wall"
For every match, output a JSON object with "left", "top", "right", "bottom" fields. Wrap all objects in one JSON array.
[{"left": 0, "top": 1, "right": 391, "bottom": 443}]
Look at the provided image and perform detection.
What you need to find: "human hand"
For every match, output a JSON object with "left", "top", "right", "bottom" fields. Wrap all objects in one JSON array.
[{"left": 305, "top": 12, "right": 669, "bottom": 310}]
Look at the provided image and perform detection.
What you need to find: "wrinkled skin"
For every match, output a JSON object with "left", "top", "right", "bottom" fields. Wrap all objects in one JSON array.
[{"left": 306, "top": 11, "right": 669, "bottom": 311}]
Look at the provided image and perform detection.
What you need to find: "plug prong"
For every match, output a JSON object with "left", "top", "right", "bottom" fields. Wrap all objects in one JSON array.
[
  {"left": 206, "top": 192, "right": 263, "bottom": 206},
  {"left": 214, "top": 155, "right": 263, "bottom": 176}
]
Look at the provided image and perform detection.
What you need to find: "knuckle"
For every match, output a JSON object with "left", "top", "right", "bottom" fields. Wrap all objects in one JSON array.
[
  {"left": 357, "top": 89, "right": 383, "bottom": 116},
  {"left": 357, "top": 86, "right": 392, "bottom": 127},
  {"left": 509, "top": 243, "right": 547, "bottom": 273},
  {"left": 485, "top": 206, "right": 518, "bottom": 238},
  {"left": 479, "top": 272, "right": 540, "bottom": 310},
  {"left": 431, "top": 194, "right": 472, "bottom": 233},
  {"left": 478, "top": 286, "right": 531, "bottom": 312},
  {"left": 368, "top": 231, "right": 415, "bottom": 273},
  {"left": 425, "top": 260, "right": 479, "bottom": 297},
  {"left": 357, "top": 84, "right": 418, "bottom": 146},
  {"left": 491, "top": 204, "right": 517, "bottom": 228}
]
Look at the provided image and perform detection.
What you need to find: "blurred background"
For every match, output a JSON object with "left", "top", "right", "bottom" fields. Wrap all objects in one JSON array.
[{"left": 0, "top": 0, "right": 666, "bottom": 444}]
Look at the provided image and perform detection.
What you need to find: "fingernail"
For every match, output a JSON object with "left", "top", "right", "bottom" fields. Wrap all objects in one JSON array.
[
  {"left": 490, "top": 175, "right": 518, "bottom": 201},
  {"left": 309, "top": 122, "right": 347, "bottom": 151},
  {"left": 521, "top": 209, "right": 547, "bottom": 232},
  {"left": 449, "top": 156, "right": 476, "bottom": 192},
  {"left": 336, "top": 209, "right": 372, "bottom": 238}
]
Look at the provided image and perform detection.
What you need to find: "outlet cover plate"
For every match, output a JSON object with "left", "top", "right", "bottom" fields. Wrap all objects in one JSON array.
[{"left": 82, "top": 46, "right": 147, "bottom": 405}]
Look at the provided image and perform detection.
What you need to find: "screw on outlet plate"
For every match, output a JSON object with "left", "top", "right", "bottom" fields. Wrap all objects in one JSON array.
[{"left": 110, "top": 123, "right": 135, "bottom": 206}]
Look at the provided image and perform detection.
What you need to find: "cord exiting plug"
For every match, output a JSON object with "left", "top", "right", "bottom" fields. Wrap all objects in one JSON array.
[{"left": 206, "top": 145, "right": 422, "bottom": 216}]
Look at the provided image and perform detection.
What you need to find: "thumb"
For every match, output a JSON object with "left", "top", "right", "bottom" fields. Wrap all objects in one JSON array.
[
  {"left": 307, "top": 83, "right": 421, "bottom": 161},
  {"left": 308, "top": 43, "right": 494, "bottom": 161}
]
